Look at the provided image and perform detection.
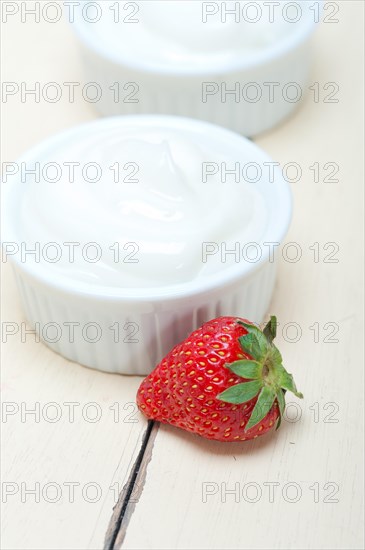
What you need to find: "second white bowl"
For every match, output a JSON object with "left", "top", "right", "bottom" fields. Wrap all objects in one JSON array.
[{"left": 71, "top": 0, "right": 318, "bottom": 136}]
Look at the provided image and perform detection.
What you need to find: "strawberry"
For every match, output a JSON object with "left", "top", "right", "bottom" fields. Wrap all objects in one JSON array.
[{"left": 137, "top": 316, "right": 303, "bottom": 442}]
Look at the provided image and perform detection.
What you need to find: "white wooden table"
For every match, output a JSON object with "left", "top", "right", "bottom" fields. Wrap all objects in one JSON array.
[{"left": 1, "top": 2, "right": 364, "bottom": 549}]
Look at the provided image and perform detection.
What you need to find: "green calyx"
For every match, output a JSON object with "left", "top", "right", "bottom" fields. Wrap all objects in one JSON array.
[{"left": 217, "top": 316, "right": 303, "bottom": 432}]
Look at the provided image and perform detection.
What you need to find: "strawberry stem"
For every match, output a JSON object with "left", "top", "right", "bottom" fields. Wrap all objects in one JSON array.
[{"left": 217, "top": 316, "right": 303, "bottom": 432}]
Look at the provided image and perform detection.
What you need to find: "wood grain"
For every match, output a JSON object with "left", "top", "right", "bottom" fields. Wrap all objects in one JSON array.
[{"left": 2, "top": 2, "right": 364, "bottom": 549}]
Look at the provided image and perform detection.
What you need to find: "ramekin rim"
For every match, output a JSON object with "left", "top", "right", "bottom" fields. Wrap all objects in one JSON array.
[{"left": 2, "top": 114, "right": 292, "bottom": 302}]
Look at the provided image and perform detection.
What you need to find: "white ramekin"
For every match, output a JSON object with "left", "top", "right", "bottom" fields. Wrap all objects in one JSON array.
[
  {"left": 70, "top": 1, "right": 318, "bottom": 136},
  {"left": 2, "top": 115, "right": 292, "bottom": 375}
]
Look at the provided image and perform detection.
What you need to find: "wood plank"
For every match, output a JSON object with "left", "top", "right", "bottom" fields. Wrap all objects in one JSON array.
[
  {"left": 1, "top": 263, "right": 147, "bottom": 550},
  {"left": 121, "top": 2, "right": 364, "bottom": 549},
  {"left": 1, "top": 14, "right": 146, "bottom": 550}
]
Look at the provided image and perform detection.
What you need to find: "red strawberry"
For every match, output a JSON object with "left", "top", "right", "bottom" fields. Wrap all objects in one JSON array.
[{"left": 137, "top": 316, "right": 303, "bottom": 442}]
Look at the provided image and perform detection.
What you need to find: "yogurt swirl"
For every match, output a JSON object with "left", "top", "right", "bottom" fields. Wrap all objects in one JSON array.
[
  {"left": 75, "top": 1, "right": 300, "bottom": 71},
  {"left": 15, "top": 123, "right": 267, "bottom": 288}
]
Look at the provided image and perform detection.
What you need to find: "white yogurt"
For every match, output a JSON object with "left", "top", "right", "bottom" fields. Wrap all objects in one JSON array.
[
  {"left": 75, "top": 0, "right": 299, "bottom": 71},
  {"left": 14, "top": 122, "right": 267, "bottom": 288}
]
